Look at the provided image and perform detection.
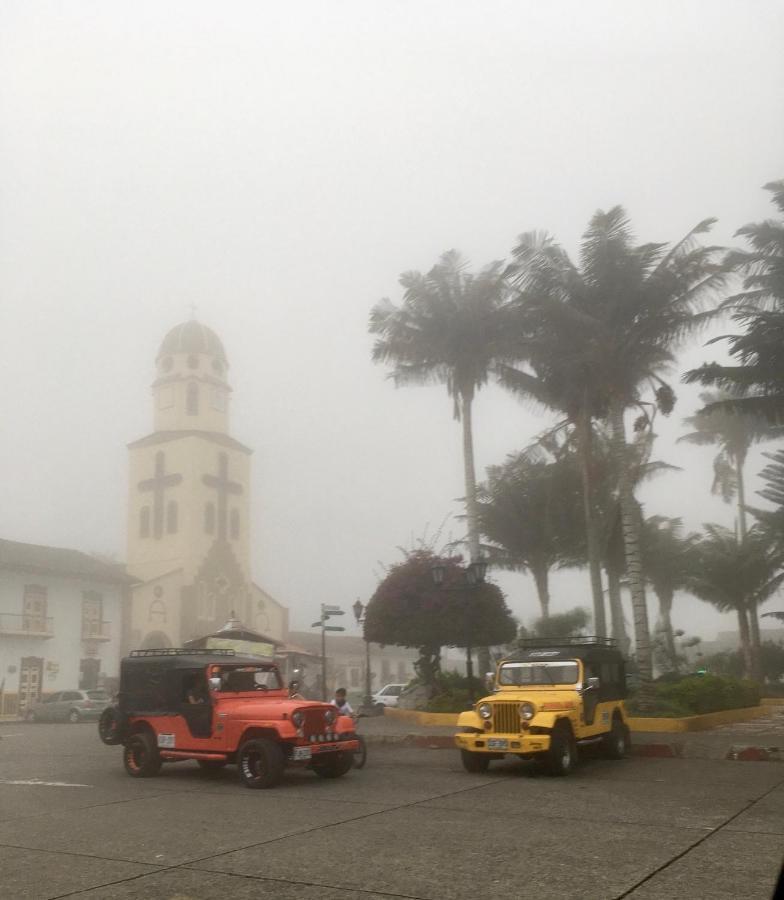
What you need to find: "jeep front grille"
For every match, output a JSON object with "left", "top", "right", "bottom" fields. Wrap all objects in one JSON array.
[
  {"left": 492, "top": 702, "right": 520, "bottom": 734},
  {"left": 302, "top": 708, "right": 326, "bottom": 736}
]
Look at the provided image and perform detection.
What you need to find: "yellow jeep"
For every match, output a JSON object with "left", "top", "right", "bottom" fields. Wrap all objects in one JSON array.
[{"left": 455, "top": 638, "right": 631, "bottom": 775}]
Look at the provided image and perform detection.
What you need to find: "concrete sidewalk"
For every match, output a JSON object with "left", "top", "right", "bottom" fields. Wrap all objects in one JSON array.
[{"left": 360, "top": 704, "right": 784, "bottom": 761}]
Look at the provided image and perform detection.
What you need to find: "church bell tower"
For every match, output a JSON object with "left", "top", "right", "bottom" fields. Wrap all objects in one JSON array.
[{"left": 125, "top": 320, "right": 254, "bottom": 651}]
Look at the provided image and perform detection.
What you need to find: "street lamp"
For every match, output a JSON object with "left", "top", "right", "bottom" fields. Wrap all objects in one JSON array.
[
  {"left": 430, "top": 558, "right": 488, "bottom": 703},
  {"left": 353, "top": 599, "right": 373, "bottom": 714}
]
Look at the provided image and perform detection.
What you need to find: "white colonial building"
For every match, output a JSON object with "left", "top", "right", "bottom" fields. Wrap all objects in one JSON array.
[{"left": 0, "top": 539, "right": 131, "bottom": 717}]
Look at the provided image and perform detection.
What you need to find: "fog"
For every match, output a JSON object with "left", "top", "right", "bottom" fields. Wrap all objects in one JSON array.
[{"left": 2, "top": 1, "right": 783, "bottom": 644}]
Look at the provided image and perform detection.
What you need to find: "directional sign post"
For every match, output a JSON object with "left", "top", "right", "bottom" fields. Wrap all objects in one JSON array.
[{"left": 313, "top": 604, "right": 346, "bottom": 700}]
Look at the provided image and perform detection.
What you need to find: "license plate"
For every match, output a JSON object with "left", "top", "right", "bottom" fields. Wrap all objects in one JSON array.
[
  {"left": 157, "top": 733, "right": 175, "bottom": 749},
  {"left": 487, "top": 738, "right": 508, "bottom": 750},
  {"left": 291, "top": 746, "right": 312, "bottom": 761}
]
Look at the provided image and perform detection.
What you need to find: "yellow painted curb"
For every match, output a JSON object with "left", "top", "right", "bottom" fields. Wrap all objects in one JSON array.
[
  {"left": 628, "top": 705, "right": 770, "bottom": 733},
  {"left": 384, "top": 708, "right": 459, "bottom": 726},
  {"left": 761, "top": 697, "right": 784, "bottom": 706}
]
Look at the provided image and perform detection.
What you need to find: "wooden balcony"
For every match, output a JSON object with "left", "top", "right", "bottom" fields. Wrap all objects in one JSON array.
[{"left": 0, "top": 613, "right": 54, "bottom": 639}]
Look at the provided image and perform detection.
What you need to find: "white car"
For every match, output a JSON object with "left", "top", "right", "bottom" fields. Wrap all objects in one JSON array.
[{"left": 372, "top": 684, "right": 406, "bottom": 708}]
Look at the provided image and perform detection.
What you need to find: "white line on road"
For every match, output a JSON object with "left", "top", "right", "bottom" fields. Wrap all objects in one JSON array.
[
  {"left": 0, "top": 779, "right": 92, "bottom": 787},
  {"left": 0, "top": 733, "right": 23, "bottom": 738}
]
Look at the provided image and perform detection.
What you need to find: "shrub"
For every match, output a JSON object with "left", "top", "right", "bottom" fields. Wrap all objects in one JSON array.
[{"left": 656, "top": 675, "right": 760, "bottom": 715}]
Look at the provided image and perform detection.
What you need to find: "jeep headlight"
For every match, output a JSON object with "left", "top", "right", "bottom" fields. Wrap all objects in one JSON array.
[
  {"left": 291, "top": 711, "right": 305, "bottom": 727},
  {"left": 477, "top": 702, "right": 492, "bottom": 720},
  {"left": 519, "top": 702, "right": 535, "bottom": 721},
  {"left": 324, "top": 707, "right": 336, "bottom": 725}
]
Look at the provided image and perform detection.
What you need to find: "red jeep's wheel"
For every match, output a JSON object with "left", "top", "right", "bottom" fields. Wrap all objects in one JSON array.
[
  {"left": 237, "top": 739, "right": 285, "bottom": 789},
  {"left": 123, "top": 731, "right": 162, "bottom": 778},
  {"left": 312, "top": 750, "right": 353, "bottom": 779},
  {"left": 99, "top": 707, "right": 124, "bottom": 745}
]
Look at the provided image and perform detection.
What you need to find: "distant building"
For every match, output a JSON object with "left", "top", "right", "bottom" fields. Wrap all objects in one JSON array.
[
  {"left": 0, "top": 538, "right": 132, "bottom": 718},
  {"left": 125, "top": 320, "right": 288, "bottom": 653},
  {"left": 696, "top": 627, "right": 784, "bottom": 659}
]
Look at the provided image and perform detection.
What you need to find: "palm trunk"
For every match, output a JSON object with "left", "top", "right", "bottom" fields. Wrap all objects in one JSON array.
[
  {"left": 576, "top": 410, "right": 607, "bottom": 636},
  {"left": 461, "top": 393, "right": 490, "bottom": 676},
  {"left": 609, "top": 399, "right": 654, "bottom": 708},
  {"left": 737, "top": 459, "right": 762, "bottom": 681},
  {"left": 606, "top": 565, "right": 629, "bottom": 655},
  {"left": 532, "top": 566, "right": 551, "bottom": 620},
  {"left": 736, "top": 607, "right": 753, "bottom": 678},
  {"left": 658, "top": 590, "right": 677, "bottom": 673}
]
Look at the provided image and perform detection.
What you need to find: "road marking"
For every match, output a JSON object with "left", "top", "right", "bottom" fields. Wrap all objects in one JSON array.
[
  {"left": 0, "top": 733, "right": 23, "bottom": 738},
  {"left": 0, "top": 779, "right": 92, "bottom": 787}
]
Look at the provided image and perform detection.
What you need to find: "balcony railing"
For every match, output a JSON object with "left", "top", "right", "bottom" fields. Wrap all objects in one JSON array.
[
  {"left": 82, "top": 621, "right": 111, "bottom": 641},
  {"left": 0, "top": 613, "right": 54, "bottom": 638}
]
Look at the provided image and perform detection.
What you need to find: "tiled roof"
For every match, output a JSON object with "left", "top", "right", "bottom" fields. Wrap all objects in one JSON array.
[{"left": 0, "top": 539, "right": 134, "bottom": 584}]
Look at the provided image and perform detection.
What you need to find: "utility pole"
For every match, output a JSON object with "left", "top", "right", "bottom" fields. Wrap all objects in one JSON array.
[{"left": 311, "top": 603, "right": 345, "bottom": 701}]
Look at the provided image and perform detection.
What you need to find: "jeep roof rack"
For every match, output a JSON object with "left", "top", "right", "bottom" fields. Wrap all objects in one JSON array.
[
  {"left": 128, "top": 648, "right": 237, "bottom": 658},
  {"left": 514, "top": 637, "right": 618, "bottom": 649}
]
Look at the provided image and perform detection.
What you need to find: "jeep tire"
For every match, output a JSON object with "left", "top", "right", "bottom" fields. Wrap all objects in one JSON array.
[
  {"left": 460, "top": 749, "right": 490, "bottom": 773},
  {"left": 546, "top": 721, "right": 577, "bottom": 776},
  {"left": 238, "top": 738, "right": 285, "bottom": 789},
  {"left": 98, "top": 707, "right": 125, "bottom": 746},
  {"left": 123, "top": 731, "right": 162, "bottom": 778},
  {"left": 312, "top": 750, "right": 353, "bottom": 779},
  {"left": 602, "top": 716, "right": 630, "bottom": 760}
]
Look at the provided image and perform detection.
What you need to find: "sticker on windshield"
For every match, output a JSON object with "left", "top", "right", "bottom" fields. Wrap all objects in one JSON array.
[{"left": 157, "top": 733, "right": 175, "bottom": 749}]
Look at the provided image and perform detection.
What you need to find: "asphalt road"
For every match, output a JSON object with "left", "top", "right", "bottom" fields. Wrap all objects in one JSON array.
[{"left": 0, "top": 723, "right": 781, "bottom": 900}]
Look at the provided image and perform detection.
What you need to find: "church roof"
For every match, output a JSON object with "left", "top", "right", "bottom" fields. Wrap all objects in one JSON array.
[
  {"left": 0, "top": 538, "right": 135, "bottom": 585},
  {"left": 127, "top": 430, "right": 252, "bottom": 454},
  {"left": 158, "top": 321, "right": 227, "bottom": 363}
]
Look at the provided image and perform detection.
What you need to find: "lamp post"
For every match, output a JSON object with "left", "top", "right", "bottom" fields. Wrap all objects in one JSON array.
[
  {"left": 311, "top": 604, "right": 345, "bottom": 701},
  {"left": 353, "top": 599, "right": 373, "bottom": 713},
  {"left": 431, "top": 558, "right": 488, "bottom": 703}
]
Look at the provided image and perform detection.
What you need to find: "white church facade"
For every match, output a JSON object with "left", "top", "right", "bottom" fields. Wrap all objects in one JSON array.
[{"left": 125, "top": 320, "right": 288, "bottom": 653}]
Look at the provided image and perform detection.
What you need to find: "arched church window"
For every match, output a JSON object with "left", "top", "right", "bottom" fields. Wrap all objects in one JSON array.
[
  {"left": 230, "top": 509, "right": 240, "bottom": 540},
  {"left": 149, "top": 599, "right": 166, "bottom": 624},
  {"left": 166, "top": 501, "right": 178, "bottom": 534},
  {"left": 140, "top": 506, "right": 150, "bottom": 538},
  {"left": 204, "top": 502, "right": 215, "bottom": 535},
  {"left": 186, "top": 382, "right": 199, "bottom": 415}
]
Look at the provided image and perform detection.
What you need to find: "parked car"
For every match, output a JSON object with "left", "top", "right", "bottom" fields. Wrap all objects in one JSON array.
[
  {"left": 455, "top": 637, "right": 631, "bottom": 776},
  {"left": 98, "top": 648, "right": 359, "bottom": 789},
  {"left": 372, "top": 683, "right": 406, "bottom": 708},
  {"left": 29, "top": 689, "right": 111, "bottom": 723}
]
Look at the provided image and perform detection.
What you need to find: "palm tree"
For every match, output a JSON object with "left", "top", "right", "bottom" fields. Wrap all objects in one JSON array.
[
  {"left": 502, "top": 211, "right": 724, "bottom": 705},
  {"left": 369, "top": 251, "right": 514, "bottom": 565},
  {"left": 640, "top": 516, "right": 696, "bottom": 672},
  {"left": 476, "top": 449, "right": 584, "bottom": 619},
  {"left": 685, "top": 180, "right": 784, "bottom": 423},
  {"left": 680, "top": 389, "right": 783, "bottom": 676},
  {"left": 685, "top": 524, "right": 784, "bottom": 677}
]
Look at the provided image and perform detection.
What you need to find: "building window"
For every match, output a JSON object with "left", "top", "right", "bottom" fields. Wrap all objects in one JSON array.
[
  {"left": 166, "top": 500, "right": 178, "bottom": 534},
  {"left": 230, "top": 509, "right": 240, "bottom": 540},
  {"left": 186, "top": 382, "right": 199, "bottom": 415},
  {"left": 149, "top": 598, "right": 166, "bottom": 624},
  {"left": 82, "top": 591, "right": 103, "bottom": 638},
  {"left": 22, "top": 585, "right": 48, "bottom": 632},
  {"left": 140, "top": 506, "right": 151, "bottom": 538},
  {"left": 204, "top": 502, "right": 215, "bottom": 534},
  {"left": 211, "top": 389, "right": 226, "bottom": 411}
]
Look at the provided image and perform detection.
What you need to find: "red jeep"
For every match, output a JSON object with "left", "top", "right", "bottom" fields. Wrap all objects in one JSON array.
[{"left": 99, "top": 648, "right": 358, "bottom": 789}]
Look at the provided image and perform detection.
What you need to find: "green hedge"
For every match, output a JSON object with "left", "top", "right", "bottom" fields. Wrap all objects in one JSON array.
[{"left": 629, "top": 675, "right": 761, "bottom": 717}]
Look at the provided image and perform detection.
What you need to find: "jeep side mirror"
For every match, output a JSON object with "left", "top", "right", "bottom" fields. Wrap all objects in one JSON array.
[
  {"left": 484, "top": 672, "right": 495, "bottom": 691},
  {"left": 208, "top": 676, "right": 222, "bottom": 691},
  {"left": 586, "top": 676, "right": 600, "bottom": 690}
]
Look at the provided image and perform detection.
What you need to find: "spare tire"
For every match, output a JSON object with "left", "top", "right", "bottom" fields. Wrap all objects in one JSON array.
[{"left": 98, "top": 706, "right": 125, "bottom": 745}]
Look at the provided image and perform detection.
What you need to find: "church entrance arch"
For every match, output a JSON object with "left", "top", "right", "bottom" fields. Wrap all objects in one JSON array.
[{"left": 140, "top": 630, "right": 173, "bottom": 650}]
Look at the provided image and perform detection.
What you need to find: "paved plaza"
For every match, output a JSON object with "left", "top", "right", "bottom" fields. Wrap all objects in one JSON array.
[{"left": 0, "top": 723, "right": 781, "bottom": 900}]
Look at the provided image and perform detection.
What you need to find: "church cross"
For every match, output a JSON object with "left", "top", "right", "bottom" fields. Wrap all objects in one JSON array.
[
  {"left": 138, "top": 453, "right": 183, "bottom": 539},
  {"left": 202, "top": 453, "right": 242, "bottom": 540}
]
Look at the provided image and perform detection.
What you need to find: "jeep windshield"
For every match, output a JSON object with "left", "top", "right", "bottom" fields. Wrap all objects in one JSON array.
[
  {"left": 214, "top": 666, "right": 283, "bottom": 693},
  {"left": 498, "top": 661, "right": 579, "bottom": 686}
]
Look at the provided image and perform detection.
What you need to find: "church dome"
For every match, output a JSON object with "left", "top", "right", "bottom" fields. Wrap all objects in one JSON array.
[{"left": 157, "top": 321, "right": 227, "bottom": 364}]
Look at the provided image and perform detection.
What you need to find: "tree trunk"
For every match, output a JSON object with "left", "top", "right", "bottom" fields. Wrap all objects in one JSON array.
[
  {"left": 609, "top": 399, "right": 654, "bottom": 708},
  {"left": 736, "top": 607, "right": 753, "bottom": 678},
  {"left": 461, "top": 393, "right": 491, "bottom": 678},
  {"left": 606, "top": 565, "right": 630, "bottom": 656},
  {"left": 532, "top": 566, "right": 551, "bottom": 620},
  {"left": 658, "top": 590, "right": 678, "bottom": 673},
  {"left": 737, "top": 458, "right": 762, "bottom": 681},
  {"left": 576, "top": 410, "right": 607, "bottom": 636}
]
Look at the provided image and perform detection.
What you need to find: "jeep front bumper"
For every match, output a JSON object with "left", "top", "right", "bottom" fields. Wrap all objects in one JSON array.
[{"left": 454, "top": 732, "right": 551, "bottom": 755}]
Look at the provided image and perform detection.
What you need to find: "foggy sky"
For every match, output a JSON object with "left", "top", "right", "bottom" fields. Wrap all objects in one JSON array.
[{"left": 2, "top": 1, "right": 783, "bottom": 644}]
